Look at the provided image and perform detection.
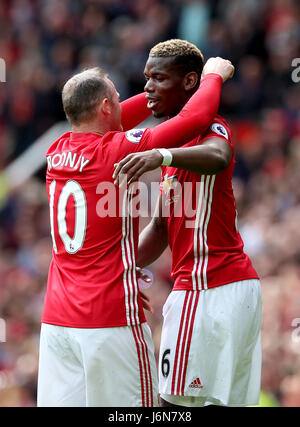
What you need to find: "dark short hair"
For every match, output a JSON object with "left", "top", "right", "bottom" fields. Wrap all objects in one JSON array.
[
  {"left": 149, "top": 39, "right": 204, "bottom": 88},
  {"left": 62, "top": 67, "right": 111, "bottom": 125}
]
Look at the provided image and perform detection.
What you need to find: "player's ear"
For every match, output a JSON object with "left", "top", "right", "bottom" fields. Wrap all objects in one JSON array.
[
  {"left": 100, "top": 98, "right": 112, "bottom": 116},
  {"left": 183, "top": 72, "right": 199, "bottom": 91}
]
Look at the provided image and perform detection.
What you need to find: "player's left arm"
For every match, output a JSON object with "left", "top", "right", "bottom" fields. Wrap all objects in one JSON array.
[{"left": 113, "top": 137, "right": 232, "bottom": 185}]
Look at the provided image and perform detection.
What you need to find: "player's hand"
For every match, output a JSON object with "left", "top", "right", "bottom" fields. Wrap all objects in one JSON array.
[
  {"left": 113, "top": 149, "right": 163, "bottom": 186},
  {"left": 136, "top": 267, "right": 153, "bottom": 313},
  {"left": 139, "top": 291, "right": 153, "bottom": 313},
  {"left": 136, "top": 266, "right": 152, "bottom": 284},
  {"left": 202, "top": 57, "right": 235, "bottom": 82}
]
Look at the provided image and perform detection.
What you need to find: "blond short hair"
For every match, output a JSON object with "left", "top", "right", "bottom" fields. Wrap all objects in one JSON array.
[
  {"left": 150, "top": 39, "right": 204, "bottom": 62},
  {"left": 149, "top": 39, "right": 204, "bottom": 86}
]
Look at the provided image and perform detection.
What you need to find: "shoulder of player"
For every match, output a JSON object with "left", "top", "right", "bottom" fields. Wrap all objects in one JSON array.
[
  {"left": 96, "top": 129, "right": 152, "bottom": 165},
  {"left": 213, "top": 114, "right": 232, "bottom": 130},
  {"left": 124, "top": 128, "right": 152, "bottom": 144},
  {"left": 206, "top": 115, "right": 232, "bottom": 142},
  {"left": 46, "top": 132, "right": 71, "bottom": 156},
  {"left": 103, "top": 128, "right": 152, "bottom": 149},
  {"left": 46, "top": 130, "right": 102, "bottom": 154}
]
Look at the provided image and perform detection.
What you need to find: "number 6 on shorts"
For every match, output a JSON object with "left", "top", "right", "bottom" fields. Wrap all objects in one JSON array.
[{"left": 161, "top": 349, "right": 171, "bottom": 378}]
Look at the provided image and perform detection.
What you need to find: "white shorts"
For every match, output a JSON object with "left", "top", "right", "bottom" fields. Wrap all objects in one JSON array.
[
  {"left": 37, "top": 322, "right": 158, "bottom": 407},
  {"left": 159, "top": 279, "right": 262, "bottom": 407}
]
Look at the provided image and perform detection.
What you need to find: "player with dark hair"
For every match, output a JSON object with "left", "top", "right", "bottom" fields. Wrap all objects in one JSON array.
[
  {"left": 37, "top": 58, "right": 234, "bottom": 406},
  {"left": 113, "top": 39, "right": 262, "bottom": 408}
]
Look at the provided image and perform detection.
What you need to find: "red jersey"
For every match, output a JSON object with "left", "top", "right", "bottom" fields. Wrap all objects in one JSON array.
[
  {"left": 42, "top": 74, "right": 223, "bottom": 328},
  {"left": 160, "top": 115, "right": 259, "bottom": 291}
]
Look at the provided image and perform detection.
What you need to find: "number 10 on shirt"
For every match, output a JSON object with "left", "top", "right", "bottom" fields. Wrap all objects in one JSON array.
[{"left": 49, "top": 180, "right": 87, "bottom": 254}]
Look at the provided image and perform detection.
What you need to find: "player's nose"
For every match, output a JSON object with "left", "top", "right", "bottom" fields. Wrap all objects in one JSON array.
[{"left": 144, "top": 78, "right": 155, "bottom": 92}]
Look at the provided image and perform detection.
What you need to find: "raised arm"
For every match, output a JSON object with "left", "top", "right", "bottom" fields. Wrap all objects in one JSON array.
[
  {"left": 120, "top": 57, "right": 234, "bottom": 134},
  {"left": 113, "top": 58, "right": 234, "bottom": 183},
  {"left": 143, "top": 57, "right": 234, "bottom": 150},
  {"left": 120, "top": 73, "right": 222, "bottom": 140},
  {"left": 147, "top": 73, "right": 222, "bottom": 150}
]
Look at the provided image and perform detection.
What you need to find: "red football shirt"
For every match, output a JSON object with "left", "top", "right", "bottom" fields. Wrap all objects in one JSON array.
[
  {"left": 42, "top": 74, "right": 223, "bottom": 328},
  {"left": 160, "top": 115, "right": 259, "bottom": 291}
]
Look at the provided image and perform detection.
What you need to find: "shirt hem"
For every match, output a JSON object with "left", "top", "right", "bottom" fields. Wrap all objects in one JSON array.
[
  {"left": 160, "top": 391, "right": 259, "bottom": 407},
  {"left": 173, "top": 275, "right": 260, "bottom": 291},
  {"left": 41, "top": 319, "right": 147, "bottom": 328}
]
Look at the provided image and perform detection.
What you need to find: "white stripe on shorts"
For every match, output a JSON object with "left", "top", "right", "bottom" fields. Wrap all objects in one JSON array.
[{"left": 171, "top": 291, "right": 200, "bottom": 395}]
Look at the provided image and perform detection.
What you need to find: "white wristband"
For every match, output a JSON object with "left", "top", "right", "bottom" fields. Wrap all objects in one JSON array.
[{"left": 155, "top": 148, "right": 173, "bottom": 166}]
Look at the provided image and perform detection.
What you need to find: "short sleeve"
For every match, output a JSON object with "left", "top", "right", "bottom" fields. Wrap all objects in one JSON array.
[
  {"left": 201, "top": 117, "right": 232, "bottom": 143},
  {"left": 124, "top": 128, "right": 146, "bottom": 144},
  {"left": 200, "top": 117, "right": 234, "bottom": 153},
  {"left": 102, "top": 128, "right": 153, "bottom": 165}
]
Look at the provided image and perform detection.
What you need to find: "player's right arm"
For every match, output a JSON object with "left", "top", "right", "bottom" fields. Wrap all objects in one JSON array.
[
  {"left": 113, "top": 58, "right": 234, "bottom": 182},
  {"left": 120, "top": 58, "right": 233, "bottom": 135},
  {"left": 137, "top": 195, "right": 168, "bottom": 268},
  {"left": 143, "top": 57, "right": 234, "bottom": 150}
]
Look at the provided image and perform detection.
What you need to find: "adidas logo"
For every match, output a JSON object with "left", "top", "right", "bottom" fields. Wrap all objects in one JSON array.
[{"left": 189, "top": 378, "right": 203, "bottom": 389}]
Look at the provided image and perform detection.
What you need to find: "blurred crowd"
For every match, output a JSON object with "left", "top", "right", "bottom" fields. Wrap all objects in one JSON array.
[{"left": 0, "top": 0, "right": 300, "bottom": 407}]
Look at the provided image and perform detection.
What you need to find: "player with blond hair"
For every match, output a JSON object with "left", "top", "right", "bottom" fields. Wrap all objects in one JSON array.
[{"left": 114, "top": 39, "right": 262, "bottom": 408}]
